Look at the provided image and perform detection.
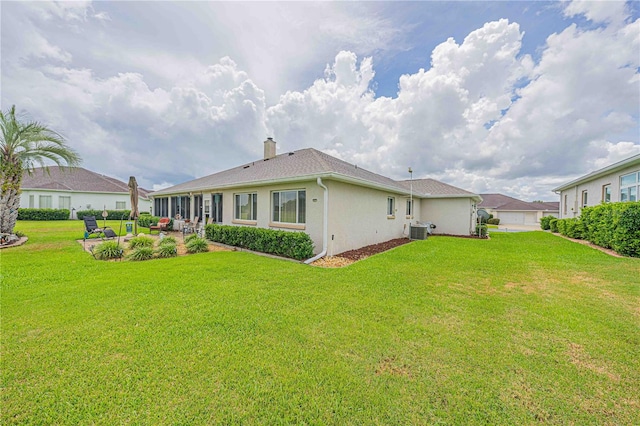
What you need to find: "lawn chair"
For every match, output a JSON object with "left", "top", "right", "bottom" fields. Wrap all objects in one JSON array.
[
  {"left": 83, "top": 216, "right": 116, "bottom": 239},
  {"left": 149, "top": 217, "right": 170, "bottom": 235},
  {"left": 184, "top": 216, "right": 199, "bottom": 235}
]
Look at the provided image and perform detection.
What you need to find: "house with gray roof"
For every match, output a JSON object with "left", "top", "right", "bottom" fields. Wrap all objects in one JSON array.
[
  {"left": 21, "top": 167, "right": 151, "bottom": 218},
  {"left": 478, "top": 193, "right": 559, "bottom": 225},
  {"left": 552, "top": 153, "right": 640, "bottom": 218},
  {"left": 150, "top": 139, "right": 482, "bottom": 257}
]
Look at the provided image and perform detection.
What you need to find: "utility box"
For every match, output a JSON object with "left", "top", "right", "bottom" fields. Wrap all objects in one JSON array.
[
  {"left": 410, "top": 224, "right": 429, "bottom": 240},
  {"left": 126, "top": 222, "right": 133, "bottom": 233}
]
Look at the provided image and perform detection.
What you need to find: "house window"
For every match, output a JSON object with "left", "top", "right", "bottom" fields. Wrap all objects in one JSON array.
[
  {"left": 154, "top": 197, "right": 169, "bottom": 217},
  {"left": 115, "top": 201, "right": 126, "bottom": 210},
  {"left": 171, "top": 196, "right": 190, "bottom": 219},
  {"left": 235, "top": 193, "right": 257, "bottom": 221},
  {"left": 406, "top": 199, "right": 413, "bottom": 217},
  {"left": 620, "top": 171, "right": 639, "bottom": 202},
  {"left": 581, "top": 191, "right": 588, "bottom": 208},
  {"left": 272, "top": 190, "right": 306, "bottom": 224},
  {"left": 212, "top": 193, "right": 223, "bottom": 223},
  {"left": 59, "top": 196, "right": 71, "bottom": 210},
  {"left": 29, "top": 195, "right": 34, "bottom": 208},
  {"left": 387, "top": 197, "right": 395, "bottom": 217},
  {"left": 602, "top": 184, "right": 611, "bottom": 203},
  {"left": 564, "top": 194, "right": 568, "bottom": 215},
  {"left": 39, "top": 195, "right": 52, "bottom": 209}
]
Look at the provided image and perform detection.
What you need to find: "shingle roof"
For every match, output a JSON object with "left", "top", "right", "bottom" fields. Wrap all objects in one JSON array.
[
  {"left": 151, "top": 148, "right": 411, "bottom": 196},
  {"left": 22, "top": 167, "right": 150, "bottom": 198},
  {"left": 398, "top": 178, "right": 479, "bottom": 197},
  {"left": 553, "top": 154, "right": 640, "bottom": 192},
  {"left": 479, "top": 193, "right": 559, "bottom": 211}
]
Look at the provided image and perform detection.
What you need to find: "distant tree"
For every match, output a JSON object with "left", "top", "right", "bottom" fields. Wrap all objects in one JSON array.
[{"left": 1, "top": 105, "right": 81, "bottom": 234}]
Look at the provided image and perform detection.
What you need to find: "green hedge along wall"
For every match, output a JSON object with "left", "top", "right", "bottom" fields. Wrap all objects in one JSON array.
[
  {"left": 76, "top": 210, "right": 132, "bottom": 221},
  {"left": 17, "top": 208, "right": 70, "bottom": 221},
  {"left": 550, "top": 202, "right": 640, "bottom": 257},
  {"left": 205, "top": 224, "right": 314, "bottom": 261}
]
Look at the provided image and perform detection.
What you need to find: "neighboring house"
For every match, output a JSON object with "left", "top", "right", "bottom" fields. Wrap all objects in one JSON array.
[
  {"left": 21, "top": 167, "right": 152, "bottom": 218},
  {"left": 478, "top": 194, "right": 559, "bottom": 225},
  {"left": 552, "top": 154, "right": 640, "bottom": 219},
  {"left": 149, "top": 139, "right": 482, "bottom": 256}
]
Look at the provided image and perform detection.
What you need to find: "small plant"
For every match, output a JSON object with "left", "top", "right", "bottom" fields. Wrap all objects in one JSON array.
[
  {"left": 184, "top": 233, "right": 199, "bottom": 243},
  {"left": 185, "top": 237, "right": 209, "bottom": 253},
  {"left": 14, "top": 230, "right": 25, "bottom": 238},
  {"left": 93, "top": 241, "right": 123, "bottom": 260},
  {"left": 156, "top": 243, "right": 178, "bottom": 258},
  {"left": 159, "top": 236, "right": 177, "bottom": 245},
  {"left": 128, "top": 246, "right": 154, "bottom": 261},
  {"left": 129, "top": 235, "right": 155, "bottom": 249},
  {"left": 475, "top": 224, "right": 488, "bottom": 238}
]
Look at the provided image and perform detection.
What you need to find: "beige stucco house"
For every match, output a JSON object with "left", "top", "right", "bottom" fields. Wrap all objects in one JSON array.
[
  {"left": 552, "top": 154, "right": 640, "bottom": 218},
  {"left": 149, "top": 139, "right": 482, "bottom": 257},
  {"left": 21, "top": 167, "right": 152, "bottom": 219},
  {"left": 478, "top": 194, "right": 559, "bottom": 225}
]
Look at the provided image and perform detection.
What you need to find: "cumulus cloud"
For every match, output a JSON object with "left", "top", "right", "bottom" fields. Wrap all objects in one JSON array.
[{"left": 1, "top": 0, "right": 638, "bottom": 201}]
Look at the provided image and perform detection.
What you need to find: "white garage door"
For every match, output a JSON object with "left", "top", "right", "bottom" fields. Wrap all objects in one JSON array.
[{"left": 498, "top": 212, "right": 525, "bottom": 225}]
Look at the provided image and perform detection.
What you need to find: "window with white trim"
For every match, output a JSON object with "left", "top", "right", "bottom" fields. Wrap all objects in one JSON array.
[
  {"left": 602, "top": 184, "right": 611, "bottom": 203},
  {"left": 59, "top": 196, "right": 71, "bottom": 210},
  {"left": 235, "top": 192, "right": 257, "bottom": 221},
  {"left": 387, "top": 197, "right": 395, "bottom": 216},
  {"left": 39, "top": 195, "right": 52, "bottom": 209},
  {"left": 620, "top": 171, "right": 639, "bottom": 202},
  {"left": 406, "top": 199, "right": 413, "bottom": 216},
  {"left": 581, "top": 190, "right": 588, "bottom": 208},
  {"left": 29, "top": 195, "right": 34, "bottom": 208},
  {"left": 272, "top": 190, "right": 306, "bottom": 224},
  {"left": 116, "top": 201, "right": 126, "bottom": 210}
]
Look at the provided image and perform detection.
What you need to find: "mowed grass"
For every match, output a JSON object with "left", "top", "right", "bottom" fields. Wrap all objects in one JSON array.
[{"left": 2, "top": 221, "right": 639, "bottom": 424}]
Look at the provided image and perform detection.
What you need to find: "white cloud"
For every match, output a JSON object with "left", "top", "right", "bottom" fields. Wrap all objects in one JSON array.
[{"left": 564, "top": 0, "right": 629, "bottom": 26}]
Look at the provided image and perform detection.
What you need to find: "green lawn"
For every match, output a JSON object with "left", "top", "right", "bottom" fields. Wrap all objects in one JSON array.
[{"left": 2, "top": 221, "right": 639, "bottom": 424}]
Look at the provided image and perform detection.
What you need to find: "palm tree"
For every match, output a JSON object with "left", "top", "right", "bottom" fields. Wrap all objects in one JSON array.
[{"left": 1, "top": 105, "right": 81, "bottom": 235}]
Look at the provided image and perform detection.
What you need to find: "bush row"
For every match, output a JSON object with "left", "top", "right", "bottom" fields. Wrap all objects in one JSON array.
[
  {"left": 487, "top": 218, "right": 500, "bottom": 225},
  {"left": 544, "top": 202, "right": 640, "bottom": 257},
  {"left": 205, "top": 224, "right": 314, "bottom": 260},
  {"left": 17, "top": 208, "right": 70, "bottom": 220},
  {"left": 76, "top": 209, "right": 132, "bottom": 221}
]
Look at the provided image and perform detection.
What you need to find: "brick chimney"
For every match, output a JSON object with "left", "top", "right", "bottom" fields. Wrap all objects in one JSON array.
[{"left": 264, "top": 137, "right": 276, "bottom": 160}]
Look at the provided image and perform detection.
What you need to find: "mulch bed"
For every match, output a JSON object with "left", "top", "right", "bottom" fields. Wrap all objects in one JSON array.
[{"left": 337, "top": 238, "right": 412, "bottom": 260}]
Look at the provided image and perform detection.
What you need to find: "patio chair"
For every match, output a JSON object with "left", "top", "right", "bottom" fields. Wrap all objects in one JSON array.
[
  {"left": 83, "top": 216, "right": 116, "bottom": 239},
  {"left": 149, "top": 217, "right": 170, "bottom": 235},
  {"left": 183, "top": 216, "right": 199, "bottom": 235}
]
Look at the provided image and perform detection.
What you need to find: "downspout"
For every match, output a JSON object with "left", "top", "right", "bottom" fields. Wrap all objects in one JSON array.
[{"left": 304, "top": 177, "right": 328, "bottom": 264}]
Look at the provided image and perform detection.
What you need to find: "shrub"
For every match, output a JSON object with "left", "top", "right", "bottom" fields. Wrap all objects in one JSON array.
[
  {"left": 92, "top": 241, "right": 123, "bottom": 260},
  {"left": 155, "top": 243, "right": 178, "bottom": 258},
  {"left": 185, "top": 237, "right": 209, "bottom": 254},
  {"left": 549, "top": 218, "right": 559, "bottom": 233},
  {"left": 159, "top": 236, "right": 177, "bottom": 245},
  {"left": 475, "top": 224, "right": 488, "bottom": 238},
  {"left": 540, "top": 216, "right": 555, "bottom": 230},
  {"left": 184, "top": 233, "right": 199, "bottom": 243},
  {"left": 76, "top": 209, "right": 131, "bottom": 221},
  {"left": 128, "top": 246, "right": 154, "bottom": 261},
  {"left": 129, "top": 235, "right": 155, "bottom": 249},
  {"left": 487, "top": 218, "right": 500, "bottom": 225},
  {"left": 558, "top": 218, "right": 584, "bottom": 239},
  {"left": 137, "top": 215, "right": 158, "bottom": 228},
  {"left": 206, "top": 224, "right": 314, "bottom": 260},
  {"left": 17, "top": 208, "right": 70, "bottom": 221}
]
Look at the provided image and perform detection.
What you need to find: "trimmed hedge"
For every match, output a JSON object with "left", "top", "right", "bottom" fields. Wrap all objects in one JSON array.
[
  {"left": 487, "top": 218, "right": 500, "bottom": 225},
  {"left": 76, "top": 209, "right": 131, "bottom": 221},
  {"left": 580, "top": 202, "right": 640, "bottom": 257},
  {"left": 540, "top": 215, "right": 555, "bottom": 230},
  {"left": 205, "top": 224, "right": 314, "bottom": 261},
  {"left": 549, "top": 218, "right": 559, "bottom": 233},
  {"left": 17, "top": 208, "right": 70, "bottom": 220}
]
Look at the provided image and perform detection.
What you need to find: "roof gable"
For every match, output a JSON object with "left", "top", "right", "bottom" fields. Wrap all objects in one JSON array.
[{"left": 22, "top": 167, "right": 149, "bottom": 197}]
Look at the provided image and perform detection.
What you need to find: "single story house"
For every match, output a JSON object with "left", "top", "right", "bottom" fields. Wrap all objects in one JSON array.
[
  {"left": 478, "top": 194, "right": 559, "bottom": 225},
  {"left": 552, "top": 154, "right": 640, "bottom": 218},
  {"left": 149, "top": 139, "right": 482, "bottom": 256},
  {"left": 21, "top": 166, "right": 152, "bottom": 218}
]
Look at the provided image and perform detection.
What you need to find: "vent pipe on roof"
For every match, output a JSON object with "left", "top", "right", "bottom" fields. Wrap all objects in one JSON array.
[{"left": 264, "top": 137, "right": 276, "bottom": 160}]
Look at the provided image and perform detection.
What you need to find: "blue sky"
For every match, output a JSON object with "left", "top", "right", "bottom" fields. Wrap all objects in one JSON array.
[{"left": 2, "top": 1, "right": 639, "bottom": 200}]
